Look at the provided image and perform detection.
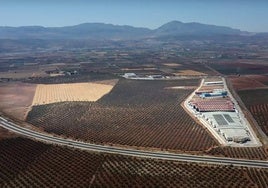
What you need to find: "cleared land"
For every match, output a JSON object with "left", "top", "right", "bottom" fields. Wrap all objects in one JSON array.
[
  {"left": 32, "top": 80, "right": 118, "bottom": 105},
  {"left": 0, "top": 83, "right": 36, "bottom": 120},
  {"left": 0, "top": 70, "right": 46, "bottom": 79},
  {"left": 174, "top": 69, "right": 207, "bottom": 76},
  {"left": 209, "top": 61, "right": 268, "bottom": 75},
  {"left": 238, "top": 89, "right": 268, "bottom": 137},
  {"left": 229, "top": 75, "right": 268, "bottom": 91},
  {"left": 163, "top": 63, "right": 182, "bottom": 67},
  {"left": 0, "top": 134, "right": 267, "bottom": 187},
  {"left": 27, "top": 79, "right": 218, "bottom": 152},
  {"left": 120, "top": 68, "right": 157, "bottom": 71}
]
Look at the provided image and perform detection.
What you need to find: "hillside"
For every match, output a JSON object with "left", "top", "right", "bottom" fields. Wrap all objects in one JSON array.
[{"left": 0, "top": 21, "right": 247, "bottom": 40}]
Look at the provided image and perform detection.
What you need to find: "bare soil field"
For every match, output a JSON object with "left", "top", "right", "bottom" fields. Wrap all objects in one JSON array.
[
  {"left": 247, "top": 75, "right": 268, "bottom": 86},
  {"left": 32, "top": 80, "right": 118, "bottom": 105},
  {"left": 91, "top": 79, "right": 119, "bottom": 86},
  {"left": 0, "top": 70, "right": 47, "bottom": 79},
  {"left": 229, "top": 75, "right": 268, "bottom": 90},
  {"left": 120, "top": 68, "right": 157, "bottom": 71},
  {"left": 174, "top": 69, "right": 207, "bottom": 76},
  {"left": 0, "top": 136, "right": 267, "bottom": 187},
  {"left": 0, "top": 82, "right": 36, "bottom": 120},
  {"left": 0, "top": 127, "right": 17, "bottom": 141},
  {"left": 163, "top": 63, "right": 182, "bottom": 67},
  {"left": 238, "top": 89, "right": 268, "bottom": 137},
  {"left": 209, "top": 61, "right": 268, "bottom": 75}
]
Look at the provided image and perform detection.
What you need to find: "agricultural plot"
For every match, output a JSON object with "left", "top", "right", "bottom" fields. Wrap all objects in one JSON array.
[
  {"left": 0, "top": 136, "right": 267, "bottom": 187},
  {"left": 0, "top": 82, "right": 36, "bottom": 120},
  {"left": 169, "top": 62, "right": 218, "bottom": 76},
  {"left": 26, "top": 72, "right": 117, "bottom": 84},
  {"left": 27, "top": 79, "right": 218, "bottom": 152},
  {"left": 229, "top": 75, "right": 268, "bottom": 91},
  {"left": 238, "top": 89, "right": 268, "bottom": 136},
  {"left": 32, "top": 80, "right": 117, "bottom": 105},
  {"left": 163, "top": 63, "right": 182, "bottom": 67},
  {"left": 206, "top": 146, "right": 268, "bottom": 160},
  {"left": 209, "top": 62, "right": 268, "bottom": 75},
  {"left": 174, "top": 69, "right": 207, "bottom": 76}
]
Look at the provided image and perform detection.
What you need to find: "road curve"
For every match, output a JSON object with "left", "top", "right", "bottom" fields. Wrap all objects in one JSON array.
[{"left": 0, "top": 116, "right": 267, "bottom": 169}]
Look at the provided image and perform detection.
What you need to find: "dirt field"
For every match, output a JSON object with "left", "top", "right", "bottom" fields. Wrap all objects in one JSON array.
[
  {"left": 0, "top": 83, "right": 36, "bottom": 120},
  {"left": 163, "top": 63, "right": 182, "bottom": 67},
  {"left": 32, "top": 80, "right": 118, "bottom": 105},
  {"left": 229, "top": 75, "right": 267, "bottom": 90},
  {"left": 0, "top": 70, "right": 46, "bottom": 79},
  {"left": 174, "top": 70, "right": 207, "bottom": 76},
  {"left": 121, "top": 68, "right": 157, "bottom": 71}
]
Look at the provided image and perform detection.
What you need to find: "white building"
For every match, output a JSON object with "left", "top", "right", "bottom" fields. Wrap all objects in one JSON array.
[{"left": 202, "top": 112, "right": 251, "bottom": 143}]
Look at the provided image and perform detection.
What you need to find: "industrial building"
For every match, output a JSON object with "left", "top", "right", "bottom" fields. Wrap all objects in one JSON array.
[
  {"left": 204, "top": 81, "right": 224, "bottom": 86},
  {"left": 202, "top": 112, "right": 250, "bottom": 143},
  {"left": 189, "top": 99, "right": 235, "bottom": 112},
  {"left": 122, "top": 73, "right": 137, "bottom": 79},
  {"left": 188, "top": 77, "right": 252, "bottom": 144}
]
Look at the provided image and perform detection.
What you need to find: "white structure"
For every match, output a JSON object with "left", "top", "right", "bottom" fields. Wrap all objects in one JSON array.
[
  {"left": 202, "top": 112, "right": 250, "bottom": 143},
  {"left": 184, "top": 77, "right": 261, "bottom": 146},
  {"left": 122, "top": 73, "right": 137, "bottom": 79},
  {"left": 204, "top": 81, "right": 223, "bottom": 86},
  {"left": 221, "top": 129, "right": 250, "bottom": 143}
]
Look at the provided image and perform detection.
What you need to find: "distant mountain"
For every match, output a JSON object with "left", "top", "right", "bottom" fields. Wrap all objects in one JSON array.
[
  {"left": 0, "top": 23, "right": 151, "bottom": 40},
  {"left": 153, "top": 21, "right": 243, "bottom": 36},
  {"left": 0, "top": 21, "right": 249, "bottom": 40}
]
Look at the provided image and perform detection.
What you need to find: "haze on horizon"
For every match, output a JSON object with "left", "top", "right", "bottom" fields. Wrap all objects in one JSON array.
[{"left": 0, "top": 0, "right": 267, "bottom": 32}]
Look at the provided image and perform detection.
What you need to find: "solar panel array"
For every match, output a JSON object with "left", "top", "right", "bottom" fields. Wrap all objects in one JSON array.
[
  {"left": 213, "top": 114, "right": 228, "bottom": 126},
  {"left": 223, "top": 114, "right": 235, "bottom": 123}
]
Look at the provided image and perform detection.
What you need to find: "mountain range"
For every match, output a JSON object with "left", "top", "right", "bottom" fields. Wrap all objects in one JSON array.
[{"left": 0, "top": 21, "right": 253, "bottom": 40}]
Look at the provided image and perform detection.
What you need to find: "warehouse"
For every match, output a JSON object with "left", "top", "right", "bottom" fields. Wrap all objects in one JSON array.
[
  {"left": 190, "top": 99, "right": 235, "bottom": 112},
  {"left": 122, "top": 73, "right": 137, "bottom": 78},
  {"left": 221, "top": 128, "right": 250, "bottom": 143},
  {"left": 204, "top": 81, "right": 224, "bottom": 86},
  {"left": 202, "top": 112, "right": 250, "bottom": 143}
]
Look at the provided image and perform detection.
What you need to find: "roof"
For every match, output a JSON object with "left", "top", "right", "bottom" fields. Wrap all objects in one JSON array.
[
  {"left": 203, "top": 112, "right": 243, "bottom": 129},
  {"left": 221, "top": 128, "right": 249, "bottom": 139}
]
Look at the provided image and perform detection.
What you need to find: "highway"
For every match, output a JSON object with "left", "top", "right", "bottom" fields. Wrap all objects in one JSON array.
[{"left": 0, "top": 116, "right": 267, "bottom": 169}]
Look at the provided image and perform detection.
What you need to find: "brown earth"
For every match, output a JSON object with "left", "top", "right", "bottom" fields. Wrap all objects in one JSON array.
[
  {"left": 163, "top": 63, "right": 182, "bottom": 67},
  {"left": 174, "top": 69, "right": 207, "bottom": 76},
  {"left": 229, "top": 75, "right": 268, "bottom": 91},
  {"left": 32, "top": 80, "right": 118, "bottom": 105},
  {"left": 0, "top": 82, "right": 36, "bottom": 120}
]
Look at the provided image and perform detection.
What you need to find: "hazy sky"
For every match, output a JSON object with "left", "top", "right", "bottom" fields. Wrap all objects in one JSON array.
[{"left": 0, "top": 0, "right": 267, "bottom": 32}]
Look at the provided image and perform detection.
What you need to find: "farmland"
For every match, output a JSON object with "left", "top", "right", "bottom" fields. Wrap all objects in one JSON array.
[
  {"left": 32, "top": 80, "right": 117, "bottom": 105},
  {"left": 208, "top": 61, "right": 268, "bottom": 75},
  {"left": 238, "top": 89, "right": 268, "bottom": 136},
  {"left": 1, "top": 19, "right": 268, "bottom": 187},
  {"left": 0, "top": 133, "right": 267, "bottom": 187},
  {"left": 0, "top": 83, "right": 36, "bottom": 120},
  {"left": 228, "top": 75, "right": 268, "bottom": 91},
  {"left": 27, "top": 79, "right": 219, "bottom": 152},
  {"left": 173, "top": 69, "right": 207, "bottom": 76},
  {"left": 206, "top": 146, "right": 268, "bottom": 160}
]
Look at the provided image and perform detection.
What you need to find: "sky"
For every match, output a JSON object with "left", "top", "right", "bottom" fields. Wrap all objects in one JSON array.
[{"left": 0, "top": 0, "right": 267, "bottom": 32}]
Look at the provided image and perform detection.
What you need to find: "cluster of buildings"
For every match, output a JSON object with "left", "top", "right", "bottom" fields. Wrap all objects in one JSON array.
[
  {"left": 122, "top": 73, "right": 165, "bottom": 80},
  {"left": 188, "top": 78, "right": 251, "bottom": 143}
]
